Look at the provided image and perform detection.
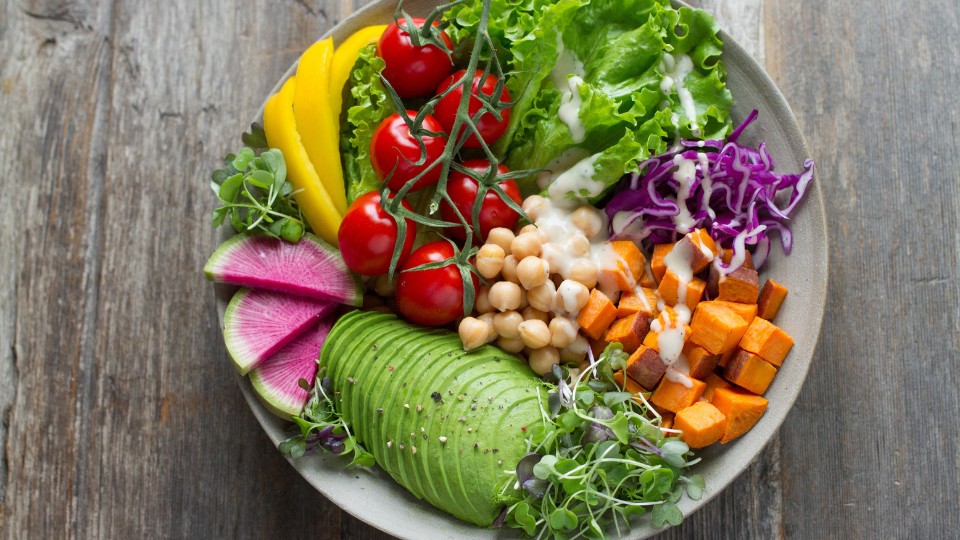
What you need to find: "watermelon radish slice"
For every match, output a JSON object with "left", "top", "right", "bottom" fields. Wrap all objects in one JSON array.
[
  {"left": 205, "top": 233, "right": 363, "bottom": 306},
  {"left": 223, "top": 288, "right": 335, "bottom": 375},
  {"left": 249, "top": 317, "right": 332, "bottom": 418}
]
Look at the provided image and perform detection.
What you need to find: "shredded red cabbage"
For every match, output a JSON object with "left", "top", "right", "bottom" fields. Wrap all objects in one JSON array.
[{"left": 605, "top": 110, "right": 814, "bottom": 269}]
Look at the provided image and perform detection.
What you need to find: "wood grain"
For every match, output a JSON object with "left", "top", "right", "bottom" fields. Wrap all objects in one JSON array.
[{"left": 0, "top": 0, "right": 958, "bottom": 538}]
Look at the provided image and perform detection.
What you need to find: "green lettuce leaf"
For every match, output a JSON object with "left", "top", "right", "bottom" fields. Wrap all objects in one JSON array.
[
  {"left": 340, "top": 44, "right": 393, "bottom": 204},
  {"left": 446, "top": 0, "right": 732, "bottom": 200}
]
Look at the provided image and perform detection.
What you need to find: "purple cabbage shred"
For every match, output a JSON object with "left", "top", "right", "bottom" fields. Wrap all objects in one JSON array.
[{"left": 605, "top": 110, "right": 814, "bottom": 269}]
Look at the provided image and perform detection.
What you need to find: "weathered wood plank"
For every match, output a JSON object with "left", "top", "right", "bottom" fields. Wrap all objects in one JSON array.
[
  {"left": 0, "top": 0, "right": 117, "bottom": 535},
  {"left": 764, "top": 0, "right": 960, "bottom": 537}
]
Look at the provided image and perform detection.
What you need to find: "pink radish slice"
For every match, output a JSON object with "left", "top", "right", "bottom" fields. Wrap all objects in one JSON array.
[
  {"left": 204, "top": 233, "right": 363, "bottom": 306},
  {"left": 223, "top": 288, "right": 335, "bottom": 375},
  {"left": 249, "top": 317, "right": 333, "bottom": 418}
]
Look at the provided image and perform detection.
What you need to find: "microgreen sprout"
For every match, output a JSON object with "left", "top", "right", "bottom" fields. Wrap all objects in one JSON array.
[
  {"left": 279, "top": 370, "right": 375, "bottom": 468},
  {"left": 498, "top": 344, "right": 704, "bottom": 538},
  {"left": 210, "top": 123, "right": 306, "bottom": 242}
]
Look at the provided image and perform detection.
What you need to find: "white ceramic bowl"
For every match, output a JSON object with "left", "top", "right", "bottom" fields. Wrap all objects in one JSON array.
[{"left": 214, "top": 1, "right": 828, "bottom": 537}]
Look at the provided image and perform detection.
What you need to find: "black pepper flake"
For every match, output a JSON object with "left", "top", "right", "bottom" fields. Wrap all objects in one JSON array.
[
  {"left": 403, "top": 382, "right": 408, "bottom": 387},
  {"left": 484, "top": 449, "right": 490, "bottom": 454},
  {"left": 492, "top": 448, "right": 499, "bottom": 454},
  {"left": 376, "top": 407, "right": 383, "bottom": 415},
  {"left": 431, "top": 392, "right": 442, "bottom": 402},
  {"left": 474, "top": 443, "right": 479, "bottom": 449},
  {"left": 372, "top": 344, "right": 379, "bottom": 351},
  {"left": 422, "top": 434, "right": 428, "bottom": 440}
]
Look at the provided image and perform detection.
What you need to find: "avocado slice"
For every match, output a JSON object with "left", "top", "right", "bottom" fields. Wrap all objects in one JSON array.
[{"left": 321, "top": 311, "right": 547, "bottom": 526}]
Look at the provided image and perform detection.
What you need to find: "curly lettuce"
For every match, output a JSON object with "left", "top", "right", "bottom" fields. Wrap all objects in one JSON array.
[
  {"left": 447, "top": 0, "right": 733, "bottom": 200},
  {"left": 340, "top": 44, "right": 393, "bottom": 204}
]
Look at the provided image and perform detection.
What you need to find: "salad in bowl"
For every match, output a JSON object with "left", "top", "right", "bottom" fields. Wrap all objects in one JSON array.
[{"left": 204, "top": 0, "right": 821, "bottom": 537}]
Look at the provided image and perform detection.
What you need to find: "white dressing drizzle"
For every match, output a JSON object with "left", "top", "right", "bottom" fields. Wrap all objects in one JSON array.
[
  {"left": 697, "top": 151, "right": 716, "bottom": 220},
  {"left": 671, "top": 155, "right": 698, "bottom": 234},
  {"left": 547, "top": 153, "right": 602, "bottom": 208},
  {"left": 659, "top": 53, "right": 700, "bottom": 137},
  {"left": 558, "top": 75, "right": 586, "bottom": 143}
]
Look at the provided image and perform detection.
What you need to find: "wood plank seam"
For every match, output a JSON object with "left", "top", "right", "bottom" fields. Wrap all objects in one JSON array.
[{"left": 68, "top": 0, "right": 120, "bottom": 535}]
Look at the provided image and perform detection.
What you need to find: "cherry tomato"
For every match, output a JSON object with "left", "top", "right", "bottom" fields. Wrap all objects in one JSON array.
[
  {"left": 439, "top": 159, "right": 522, "bottom": 242},
  {"left": 371, "top": 111, "right": 448, "bottom": 193},
  {"left": 377, "top": 18, "right": 454, "bottom": 99},
  {"left": 337, "top": 191, "right": 416, "bottom": 276},
  {"left": 433, "top": 70, "right": 512, "bottom": 149},
  {"left": 396, "top": 241, "right": 478, "bottom": 327}
]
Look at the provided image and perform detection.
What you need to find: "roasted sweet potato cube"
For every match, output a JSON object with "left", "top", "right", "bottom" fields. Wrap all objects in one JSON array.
[
  {"left": 577, "top": 289, "right": 618, "bottom": 340},
  {"left": 651, "top": 372, "right": 707, "bottom": 413},
  {"left": 675, "top": 401, "right": 728, "bottom": 448},
  {"left": 717, "top": 347, "right": 738, "bottom": 370},
  {"left": 643, "top": 328, "right": 660, "bottom": 351},
  {"left": 702, "top": 372, "right": 733, "bottom": 402},
  {"left": 711, "top": 300, "right": 757, "bottom": 324},
  {"left": 757, "top": 279, "right": 788, "bottom": 320},
  {"left": 739, "top": 317, "right": 794, "bottom": 366},
  {"left": 639, "top": 264, "right": 658, "bottom": 288},
  {"left": 723, "top": 350, "right": 777, "bottom": 395},
  {"left": 710, "top": 386, "right": 768, "bottom": 443},
  {"left": 617, "top": 287, "right": 658, "bottom": 318},
  {"left": 610, "top": 240, "right": 645, "bottom": 281},
  {"left": 718, "top": 266, "right": 759, "bottom": 303},
  {"left": 660, "top": 413, "right": 675, "bottom": 432},
  {"left": 689, "top": 302, "right": 749, "bottom": 354},
  {"left": 647, "top": 307, "right": 692, "bottom": 355},
  {"left": 604, "top": 312, "right": 652, "bottom": 353},
  {"left": 625, "top": 345, "right": 668, "bottom": 390},
  {"left": 720, "top": 248, "right": 755, "bottom": 270},
  {"left": 673, "top": 229, "right": 718, "bottom": 274},
  {"left": 651, "top": 243, "right": 675, "bottom": 283},
  {"left": 658, "top": 270, "right": 707, "bottom": 311},
  {"left": 683, "top": 343, "right": 721, "bottom": 379}
]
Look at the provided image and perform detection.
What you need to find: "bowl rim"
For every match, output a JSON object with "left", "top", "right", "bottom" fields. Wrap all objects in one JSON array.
[{"left": 215, "top": 0, "right": 829, "bottom": 537}]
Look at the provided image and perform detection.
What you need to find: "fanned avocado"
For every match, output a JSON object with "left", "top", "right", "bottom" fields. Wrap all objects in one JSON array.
[{"left": 321, "top": 311, "right": 547, "bottom": 527}]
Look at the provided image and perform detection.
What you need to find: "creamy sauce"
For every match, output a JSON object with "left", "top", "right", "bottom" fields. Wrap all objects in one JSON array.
[
  {"left": 664, "top": 367, "right": 694, "bottom": 389},
  {"left": 547, "top": 153, "right": 602, "bottom": 207},
  {"left": 537, "top": 147, "right": 592, "bottom": 189},
  {"left": 558, "top": 75, "right": 586, "bottom": 143},
  {"left": 697, "top": 152, "right": 716, "bottom": 220},
  {"left": 671, "top": 155, "right": 698, "bottom": 234},
  {"left": 659, "top": 53, "right": 700, "bottom": 137},
  {"left": 550, "top": 32, "right": 585, "bottom": 89}
]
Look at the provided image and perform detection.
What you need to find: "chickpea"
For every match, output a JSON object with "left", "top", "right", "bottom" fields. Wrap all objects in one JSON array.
[
  {"left": 501, "top": 255, "right": 520, "bottom": 284},
  {"left": 477, "top": 312, "right": 498, "bottom": 343},
  {"left": 549, "top": 317, "right": 579, "bottom": 349},
  {"left": 539, "top": 243, "right": 563, "bottom": 273},
  {"left": 565, "top": 258, "right": 599, "bottom": 289},
  {"left": 522, "top": 306, "right": 550, "bottom": 323},
  {"left": 486, "top": 227, "right": 515, "bottom": 253},
  {"left": 519, "top": 224, "right": 540, "bottom": 237},
  {"left": 475, "top": 285, "right": 494, "bottom": 314},
  {"left": 511, "top": 232, "right": 542, "bottom": 260},
  {"left": 560, "top": 345, "right": 587, "bottom": 364},
  {"left": 563, "top": 335, "right": 590, "bottom": 365},
  {"left": 497, "top": 336, "right": 526, "bottom": 354},
  {"left": 527, "top": 280, "right": 557, "bottom": 312},
  {"left": 528, "top": 346, "right": 560, "bottom": 376},
  {"left": 476, "top": 244, "right": 505, "bottom": 279},
  {"left": 489, "top": 281, "right": 523, "bottom": 311},
  {"left": 517, "top": 287, "right": 529, "bottom": 310},
  {"left": 493, "top": 310, "right": 524, "bottom": 339},
  {"left": 569, "top": 233, "right": 591, "bottom": 257},
  {"left": 373, "top": 274, "right": 395, "bottom": 297},
  {"left": 459, "top": 317, "right": 491, "bottom": 351},
  {"left": 518, "top": 319, "right": 551, "bottom": 349},
  {"left": 516, "top": 256, "right": 549, "bottom": 290},
  {"left": 521, "top": 195, "right": 549, "bottom": 223},
  {"left": 557, "top": 280, "right": 590, "bottom": 313},
  {"left": 571, "top": 206, "right": 604, "bottom": 238}
]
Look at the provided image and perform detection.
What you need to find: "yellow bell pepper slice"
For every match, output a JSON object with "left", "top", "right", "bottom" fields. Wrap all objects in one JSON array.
[
  {"left": 263, "top": 78, "right": 342, "bottom": 245},
  {"left": 293, "top": 38, "right": 348, "bottom": 216},
  {"left": 329, "top": 25, "right": 388, "bottom": 121}
]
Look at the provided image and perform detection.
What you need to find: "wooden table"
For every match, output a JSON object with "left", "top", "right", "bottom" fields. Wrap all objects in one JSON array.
[{"left": 1, "top": 0, "right": 957, "bottom": 537}]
